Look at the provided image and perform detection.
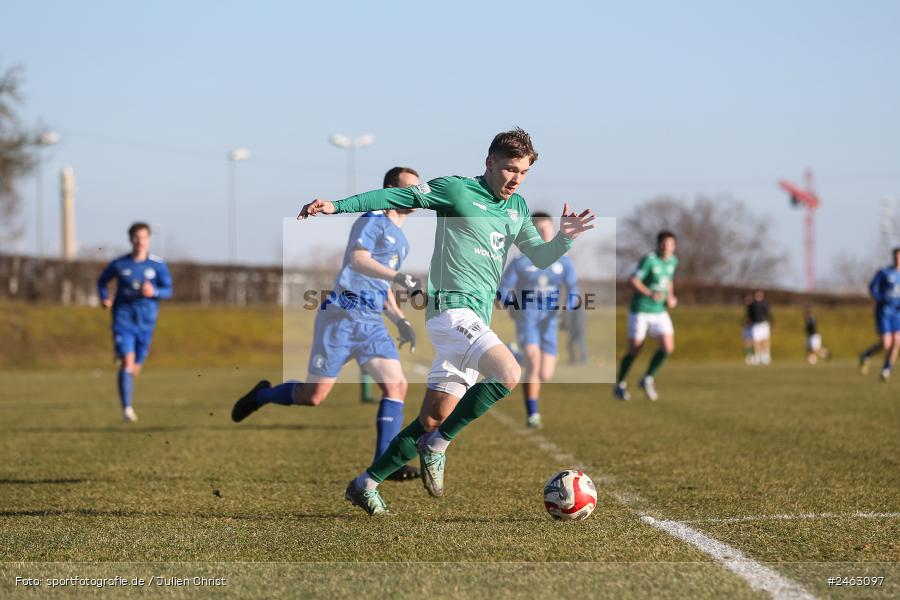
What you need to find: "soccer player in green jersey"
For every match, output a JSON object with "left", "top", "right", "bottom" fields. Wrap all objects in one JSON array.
[
  {"left": 298, "top": 128, "right": 595, "bottom": 515},
  {"left": 614, "top": 231, "right": 678, "bottom": 402}
]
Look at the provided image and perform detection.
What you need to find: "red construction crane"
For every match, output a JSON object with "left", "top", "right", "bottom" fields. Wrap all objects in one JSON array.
[{"left": 778, "top": 169, "right": 820, "bottom": 291}]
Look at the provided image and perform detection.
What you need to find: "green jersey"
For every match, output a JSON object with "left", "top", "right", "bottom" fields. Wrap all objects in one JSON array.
[
  {"left": 629, "top": 252, "right": 678, "bottom": 314},
  {"left": 333, "top": 176, "right": 573, "bottom": 324}
]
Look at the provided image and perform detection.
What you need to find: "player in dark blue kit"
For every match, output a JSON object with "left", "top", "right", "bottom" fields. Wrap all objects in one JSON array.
[
  {"left": 498, "top": 212, "right": 578, "bottom": 428},
  {"left": 859, "top": 247, "right": 900, "bottom": 382},
  {"left": 96, "top": 222, "right": 173, "bottom": 422},
  {"left": 232, "top": 167, "right": 422, "bottom": 480}
]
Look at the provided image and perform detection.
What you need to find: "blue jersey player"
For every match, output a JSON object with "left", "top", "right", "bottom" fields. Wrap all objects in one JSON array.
[
  {"left": 859, "top": 247, "right": 900, "bottom": 382},
  {"left": 96, "top": 222, "right": 173, "bottom": 422},
  {"left": 232, "top": 167, "right": 423, "bottom": 481},
  {"left": 498, "top": 212, "right": 578, "bottom": 428}
]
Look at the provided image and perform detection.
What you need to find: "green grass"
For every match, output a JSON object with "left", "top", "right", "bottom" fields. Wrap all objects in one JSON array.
[{"left": 1, "top": 360, "right": 898, "bottom": 598}]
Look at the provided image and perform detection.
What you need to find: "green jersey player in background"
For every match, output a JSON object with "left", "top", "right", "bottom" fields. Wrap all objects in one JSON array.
[
  {"left": 614, "top": 231, "right": 678, "bottom": 402},
  {"left": 298, "top": 128, "right": 595, "bottom": 515}
]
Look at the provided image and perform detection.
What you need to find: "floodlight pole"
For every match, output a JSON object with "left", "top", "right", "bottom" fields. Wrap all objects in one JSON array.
[
  {"left": 329, "top": 134, "right": 375, "bottom": 195},
  {"left": 227, "top": 148, "right": 250, "bottom": 264}
]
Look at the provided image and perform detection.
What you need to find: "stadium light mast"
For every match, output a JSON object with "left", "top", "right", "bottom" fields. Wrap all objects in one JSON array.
[
  {"left": 34, "top": 130, "right": 60, "bottom": 256},
  {"left": 227, "top": 148, "right": 251, "bottom": 264},
  {"left": 329, "top": 133, "right": 375, "bottom": 195},
  {"left": 778, "top": 168, "right": 820, "bottom": 292}
]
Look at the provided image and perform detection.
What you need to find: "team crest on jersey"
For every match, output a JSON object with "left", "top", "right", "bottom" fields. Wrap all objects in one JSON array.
[
  {"left": 507, "top": 208, "right": 519, "bottom": 222},
  {"left": 144, "top": 267, "right": 157, "bottom": 280},
  {"left": 490, "top": 232, "right": 506, "bottom": 251},
  {"left": 416, "top": 183, "right": 431, "bottom": 194},
  {"left": 551, "top": 262, "right": 563, "bottom": 274}
]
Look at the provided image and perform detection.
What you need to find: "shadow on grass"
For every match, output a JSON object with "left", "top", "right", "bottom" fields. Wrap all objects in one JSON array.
[
  {"left": 0, "top": 478, "right": 87, "bottom": 485},
  {"left": 0, "top": 508, "right": 353, "bottom": 521},
  {"left": 4, "top": 423, "right": 366, "bottom": 434}
]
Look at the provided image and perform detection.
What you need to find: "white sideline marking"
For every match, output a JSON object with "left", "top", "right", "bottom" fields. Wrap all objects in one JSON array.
[
  {"left": 687, "top": 511, "right": 900, "bottom": 525},
  {"left": 489, "top": 409, "right": 817, "bottom": 600}
]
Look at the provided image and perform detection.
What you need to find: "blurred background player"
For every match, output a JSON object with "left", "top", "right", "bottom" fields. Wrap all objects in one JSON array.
[
  {"left": 860, "top": 247, "right": 900, "bottom": 381},
  {"left": 233, "top": 167, "right": 423, "bottom": 481},
  {"left": 497, "top": 211, "right": 579, "bottom": 428},
  {"left": 96, "top": 222, "right": 173, "bottom": 422},
  {"left": 614, "top": 231, "right": 678, "bottom": 401},
  {"left": 804, "top": 304, "right": 830, "bottom": 364},
  {"left": 747, "top": 289, "right": 773, "bottom": 365},
  {"left": 741, "top": 294, "right": 755, "bottom": 365}
]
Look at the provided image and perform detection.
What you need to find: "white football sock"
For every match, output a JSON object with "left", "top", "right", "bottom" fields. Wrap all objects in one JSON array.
[
  {"left": 424, "top": 430, "right": 450, "bottom": 453},
  {"left": 354, "top": 472, "right": 379, "bottom": 491}
]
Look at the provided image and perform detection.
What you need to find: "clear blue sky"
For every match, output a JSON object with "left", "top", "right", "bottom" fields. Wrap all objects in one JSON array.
[{"left": 3, "top": 0, "right": 899, "bottom": 287}]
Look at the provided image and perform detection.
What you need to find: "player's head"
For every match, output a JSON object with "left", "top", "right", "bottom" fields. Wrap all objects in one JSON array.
[
  {"left": 656, "top": 230, "right": 676, "bottom": 258},
  {"left": 383, "top": 167, "right": 419, "bottom": 215},
  {"left": 484, "top": 127, "right": 538, "bottom": 200},
  {"left": 893, "top": 246, "right": 900, "bottom": 267},
  {"left": 532, "top": 211, "right": 554, "bottom": 242},
  {"left": 383, "top": 166, "right": 419, "bottom": 189},
  {"left": 128, "top": 222, "right": 151, "bottom": 254},
  {"left": 754, "top": 289, "right": 765, "bottom": 301}
]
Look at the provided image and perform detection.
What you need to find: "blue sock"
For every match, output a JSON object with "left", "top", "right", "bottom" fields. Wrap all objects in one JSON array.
[
  {"left": 526, "top": 397, "right": 539, "bottom": 417},
  {"left": 118, "top": 369, "right": 133, "bottom": 409},
  {"left": 255, "top": 382, "right": 300, "bottom": 406},
  {"left": 374, "top": 397, "right": 404, "bottom": 460}
]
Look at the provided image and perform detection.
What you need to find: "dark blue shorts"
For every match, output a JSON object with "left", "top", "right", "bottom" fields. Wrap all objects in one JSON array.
[
  {"left": 876, "top": 307, "right": 900, "bottom": 335},
  {"left": 307, "top": 310, "right": 399, "bottom": 378},
  {"left": 113, "top": 327, "right": 154, "bottom": 364}
]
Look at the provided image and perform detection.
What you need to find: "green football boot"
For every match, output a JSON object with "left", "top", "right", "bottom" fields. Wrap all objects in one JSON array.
[
  {"left": 416, "top": 437, "right": 446, "bottom": 497},
  {"left": 344, "top": 480, "right": 390, "bottom": 516}
]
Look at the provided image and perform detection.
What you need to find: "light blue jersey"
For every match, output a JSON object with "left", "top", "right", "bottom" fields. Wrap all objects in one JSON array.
[
  {"left": 498, "top": 254, "right": 578, "bottom": 355},
  {"left": 325, "top": 212, "right": 410, "bottom": 323},
  {"left": 310, "top": 212, "right": 409, "bottom": 377}
]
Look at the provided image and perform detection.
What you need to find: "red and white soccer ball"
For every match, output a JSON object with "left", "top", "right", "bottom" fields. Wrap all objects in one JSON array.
[{"left": 543, "top": 470, "right": 598, "bottom": 521}]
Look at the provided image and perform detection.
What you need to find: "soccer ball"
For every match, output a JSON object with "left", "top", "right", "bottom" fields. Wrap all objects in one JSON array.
[{"left": 543, "top": 469, "right": 597, "bottom": 521}]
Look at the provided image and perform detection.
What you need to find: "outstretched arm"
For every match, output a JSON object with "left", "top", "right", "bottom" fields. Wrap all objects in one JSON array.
[{"left": 298, "top": 177, "right": 460, "bottom": 219}]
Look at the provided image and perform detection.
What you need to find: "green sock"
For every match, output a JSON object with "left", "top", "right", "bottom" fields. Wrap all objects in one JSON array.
[
  {"left": 617, "top": 353, "right": 636, "bottom": 383},
  {"left": 646, "top": 349, "right": 669, "bottom": 377},
  {"left": 366, "top": 418, "right": 426, "bottom": 482},
  {"left": 437, "top": 381, "right": 510, "bottom": 441}
]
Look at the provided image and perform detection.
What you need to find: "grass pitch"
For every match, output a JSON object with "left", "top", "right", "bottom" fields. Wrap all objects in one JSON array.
[{"left": 1, "top": 360, "right": 898, "bottom": 598}]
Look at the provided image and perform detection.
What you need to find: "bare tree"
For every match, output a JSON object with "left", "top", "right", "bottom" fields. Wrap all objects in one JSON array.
[
  {"left": 0, "top": 63, "right": 36, "bottom": 247},
  {"left": 618, "top": 195, "right": 785, "bottom": 285}
]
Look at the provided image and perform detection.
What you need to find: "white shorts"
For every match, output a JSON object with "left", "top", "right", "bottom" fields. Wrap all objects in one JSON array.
[
  {"left": 628, "top": 311, "right": 674, "bottom": 342},
  {"left": 751, "top": 322, "right": 771, "bottom": 342},
  {"left": 807, "top": 334, "right": 822, "bottom": 352},
  {"left": 426, "top": 308, "right": 503, "bottom": 398}
]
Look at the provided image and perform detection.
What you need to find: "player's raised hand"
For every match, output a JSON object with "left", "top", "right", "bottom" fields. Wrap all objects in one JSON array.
[
  {"left": 559, "top": 203, "right": 595, "bottom": 240},
  {"left": 101, "top": 297, "right": 113, "bottom": 310},
  {"left": 297, "top": 199, "right": 336, "bottom": 220}
]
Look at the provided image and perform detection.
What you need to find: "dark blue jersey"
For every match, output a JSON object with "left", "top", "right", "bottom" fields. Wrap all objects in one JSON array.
[
  {"left": 498, "top": 253, "right": 579, "bottom": 314},
  {"left": 869, "top": 266, "right": 900, "bottom": 311},
  {"left": 97, "top": 253, "right": 173, "bottom": 331},
  {"left": 326, "top": 212, "right": 409, "bottom": 321}
]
